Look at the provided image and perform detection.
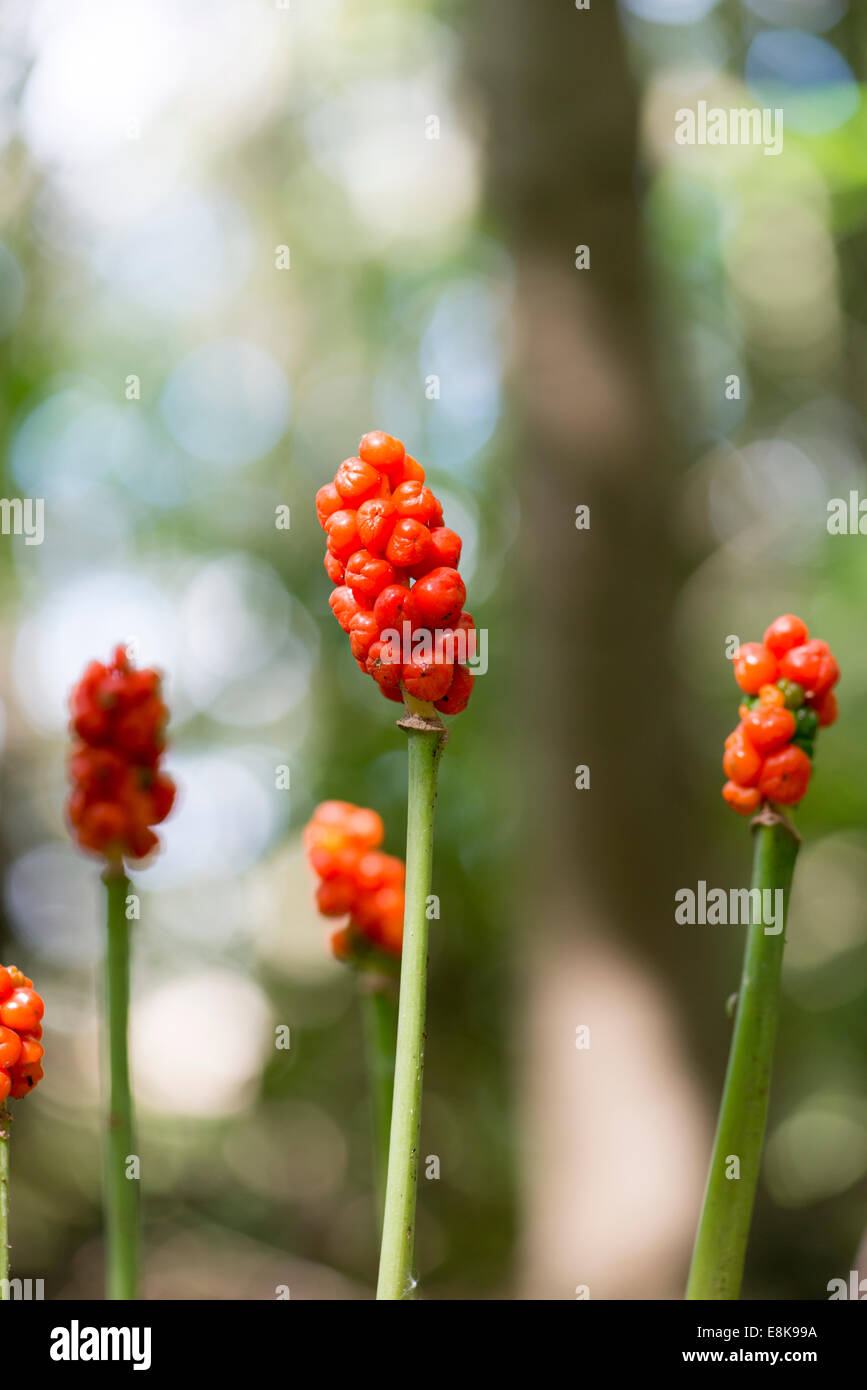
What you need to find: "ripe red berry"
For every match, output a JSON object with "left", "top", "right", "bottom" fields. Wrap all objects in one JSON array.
[
  {"left": 391, "top": 481, "right": 441, "bottom": 526},
  {"left": 358, "top": 431, "right": 406, "bottom": 481},
  {"left": 315, "top": 482, "right": 343, "bottom": 529},
  {"left": 148, "top": 774, "right": 176, "bottom": 825},
  {"left": 316, "top": 878, "right": 359, "bottom": 917},
  {"left": 324, "top": 550, "right": 345, "bottom": 584},
  {"left": 356, "top": 497, "right": 397, "bottom": 553},
  {"left": 344, "top": 549, "right": 398, "bottom": 601},
  {"left": 10, "top": 1067, "right": 43, "bottom": 1099},
  {"left": 411, "top": 567, "right": 466, "bottom": 628},
  {"left": 722, "top": 781, "right": 762, "bottom": 815},
  {"left": 0, "top": 1026, "right": 22, "bottom": 1069},
  {"left": 373, "top": 583, "right": 416, "bottom": 634},
  {"left": 758, "top": 744, "right": 812, "bottom": 805},
  {"left": 349, "top": 610, "right": 380, "bottom": 662},
  {"left": 814, "top": 690, "right": 838, "bottom": 727},
  {"left": 366, "top": 640, "right": 402, "bottom": 692},
  {"left": 423, "top": 526, "right": 462, "bottom": 573},
  {"left": 399, "top": 454, "right": 425, "bottom": 484},
  {"left": 0, "top": 987, "right": 44, "bottom": 1034},
  {"left": 722, "top": 733, "right": 763, "bottom": 787},
  {"left": 733, "top": 642, "right": 778, "bottom": 694},
  {"left": 401, "top": 652, "right": 454, "bottom": 702},
  {"left": 742, "top": 706, "right": 796, "bottom": 755},
  {"left": 434, "top": 662, "right": 475, "bottom": 714},
  {"left": 385, "top": 518, "right": 433, "bottom": 570},
  {"left": 329, "top": 585, "right": 366, "bottom": 633},
  {"left": 335, "top": 456, "right": 383, "bottom": 505},
  {"left": 325, "top": 509, "right": 361, "bottom": 562},
  {"left": 779, "top": 640, "right": 839, "bottom": 699},
  {"left": 763, "top": 613, "right": 809, "bottom": 658}
]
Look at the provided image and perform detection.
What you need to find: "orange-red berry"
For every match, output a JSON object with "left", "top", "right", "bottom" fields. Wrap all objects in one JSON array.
[
  {"left": 391, "top": 481, "right": 442, "bottom": 527},
  {"left": 315, "top": 482, "right": 343, "bottom": 529},
  {"left": 758, "top": 684, "right": 785, "bottom": 708},
  {"left": 325, "top": 509, "right": 361, "bottom": 562},
  {"left": 335, "top": 456, "right": 384, "bottom": 505},
  {"left": 401, "top": 652, "right": 454, "bottom": 702},
  {"left": 722, "top": 781, "right": 762, "bottom": 815},
  {"left": 344, "top": 549, "right": 398, "bottom": 601},
  {"left": 356, "top": 497, "right": 397, "bottom": 553},
  {"left": 434, "top": 662, "right": 475, "bottom": 715},
  {"left": 722, "top": 734, "right": 763, "bottom": 787},
  {"left": 758, "top": 745, "right": 812, "bottom": 805},
  {"left": 742, "top": 706, "right": 796, "bottom": 755},
  {"left": 358, "top": 431, "right": 406, "bottom": 481},
  {"left": 410, "top": 567, "right": 466, "bottom": 629},
  {"left": 763, "top": 614, "right": 808, "bottom": 658},
  {"left": 778, "top": 640, "right": 839, "bottom": 699},
  {"left": 733, "top": 642, "right": 778, "bottom": 694},
  {"left": 385, "top": 517, "right": 433, "bottom": 570},
  {"left": 814, "top": 689, "right": 838, "bottom": 727}
]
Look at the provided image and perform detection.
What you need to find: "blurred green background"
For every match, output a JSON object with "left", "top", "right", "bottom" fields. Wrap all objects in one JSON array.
[{"left": 0, "top": 0, "right": 865, "bottom": 1299}]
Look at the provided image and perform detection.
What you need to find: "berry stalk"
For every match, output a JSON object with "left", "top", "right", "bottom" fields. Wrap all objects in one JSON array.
[
  {"left": 376, "top": 702, "right": 445, "bottom": 1300},
  {"left": 359, "top": 975, "right": 398, "bottom": 1224},
  {"left": 0, "top": 1104, "right": 9, "bottom": 1294},
  {"left": 686, "top": 816, "right": 799, "bottom": 1299},
  {"left": 103, "top": 868, "right": 140, "bottom": 1300}
]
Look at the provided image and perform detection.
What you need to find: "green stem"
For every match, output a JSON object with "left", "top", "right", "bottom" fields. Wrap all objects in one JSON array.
[
  {"left": 0, "top": 1103, "right": 10, "bottom": 1295},
  {"left": 103, "top": 869, "right": 140, "bottom": 1300},
  {"left": 359, "top": 975, "right": 398, "bottom": 1227},
  {"left": 376, "top": 705, "right": 445, "bottom": 1300},
  {"left": 687, "top": 816, "right": 800, "bottom": 1300}
]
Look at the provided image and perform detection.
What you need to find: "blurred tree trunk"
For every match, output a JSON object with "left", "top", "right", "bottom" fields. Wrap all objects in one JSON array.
[
  {"left": 473, "top": 2, "right": 705, "bottom": 1025},
  {"left": 471, "top": 0, "right": 713, "bottom": 1296}
]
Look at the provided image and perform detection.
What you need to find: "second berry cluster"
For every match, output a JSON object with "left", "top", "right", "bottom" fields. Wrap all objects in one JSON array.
[{"left": 303, "top": 801, "right": 405, "bottom": 960}]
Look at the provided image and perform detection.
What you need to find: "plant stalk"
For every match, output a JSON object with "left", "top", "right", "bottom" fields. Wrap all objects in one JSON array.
[
  {"left": 103, "top": 869, "right": 140, "bottom": 1300},
  {"left": 686, "top": 815, "right": 800, "bottom": 1299},
  {"left": 0, "top": 1103, "right": 10, "bottom": 1295},
  {"left": 360, "top": 975, "right": 398, "bottom": 1227},
  {"left": 376, "top": 703, "right": 445, "bottom": 1300}
]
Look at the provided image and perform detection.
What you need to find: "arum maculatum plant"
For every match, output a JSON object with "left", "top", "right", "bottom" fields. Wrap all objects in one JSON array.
[
  {"left": 66, "top": 645, "right": 176, "bottom": 1301},
  {"left": 304, "top": 801, "right": 404, "bottom": 1228},
  {"left": 0, "top": 964, "right": 45, "bottom": 1298},
  {"left": 316, "top": 431, "right": 476, "bottom": 1300},
  {"left": 688, "top": 614, "right": 839, "bottom": 1300}
]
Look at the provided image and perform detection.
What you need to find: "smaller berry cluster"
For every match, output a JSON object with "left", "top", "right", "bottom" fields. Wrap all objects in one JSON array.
[
  {"left": 317, "top": 431, "right": 475, "bottom": 714},
  {"left": 67, "top": 646, "right": 176, "bottom": 862},
  {"left": 0, "top": 966, "right": 44, "bottom": 1102},
  {"left": 304, "top": 801, "right": 405, "bottom": 961},
  {"left": 722, "top": 614, "right": 839, "bottom": 816}
]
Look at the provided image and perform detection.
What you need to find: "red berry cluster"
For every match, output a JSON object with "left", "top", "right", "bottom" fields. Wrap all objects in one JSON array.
[
  {"left": 0, "top": 966, "right": 44, "bottom": 1102},
  {"left": 316, "top": 431, "right": 475, "bottom": 714},
  {"left": 67, "top": 645, "right": 176, "bottom": 862},
  {"left": 722, "top": 615, "right": 839, "bottom": 815},
  {"left": 304, "top": 801, "right": 405, "bottom": 960}
]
